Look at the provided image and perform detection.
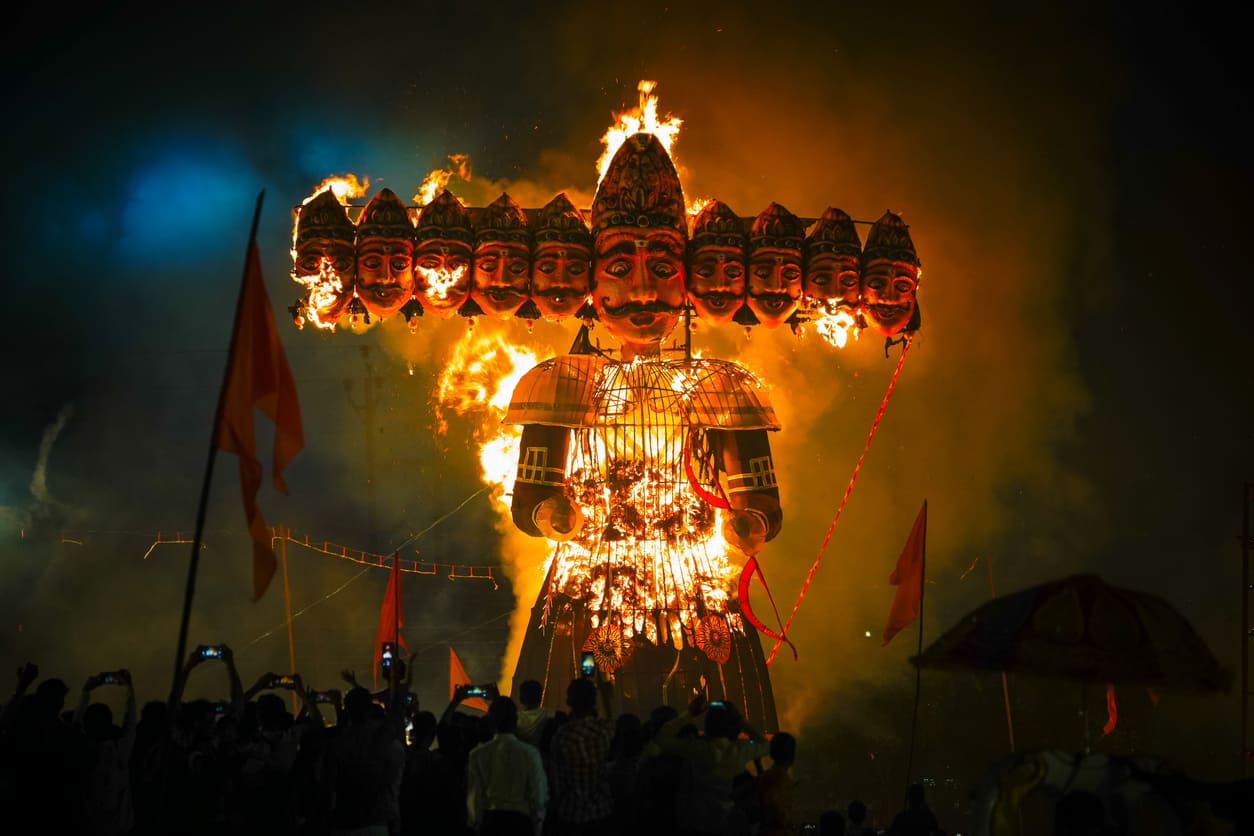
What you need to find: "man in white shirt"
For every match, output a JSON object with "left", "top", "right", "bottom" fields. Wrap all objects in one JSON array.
[{"left": 467, "top": 696, "right": 548, "bottom": 836}]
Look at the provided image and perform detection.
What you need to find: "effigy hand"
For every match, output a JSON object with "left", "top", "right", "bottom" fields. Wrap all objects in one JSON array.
[
  {"left": 723, "top": 509, "right": 767, "bottom": 556},
  {"left": 534, "top": 495, "right": 584, "bottom": 542}
]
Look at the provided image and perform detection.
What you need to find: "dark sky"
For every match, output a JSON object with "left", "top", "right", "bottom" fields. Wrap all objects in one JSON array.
[{"left": 3, "top": 0, "right": 1252, "bottom": 814}]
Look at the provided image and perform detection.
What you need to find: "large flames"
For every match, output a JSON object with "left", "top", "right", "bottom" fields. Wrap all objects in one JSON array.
[
  {"left": 414, "top": 153, "right": 472, "bottom": 207},
  {"left": 597, "top": 80, "right": 683, "bottom": 184},
  {"left": 435, "top": 328, "right": 541, "bottom": 504}
]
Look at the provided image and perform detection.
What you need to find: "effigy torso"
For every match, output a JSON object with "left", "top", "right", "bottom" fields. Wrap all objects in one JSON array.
[{"left": 506, "top": 354, "right": 779, "bottom": 664}]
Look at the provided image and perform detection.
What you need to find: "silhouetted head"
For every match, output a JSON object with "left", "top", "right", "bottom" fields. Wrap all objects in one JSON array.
[
  {"left": 703, "top": 702, "right": 741, "bottom": 741},
  {"left": 906, "top": 783, "right": 927, "bottom": 810},
  {"left": 83, "top": 703, "right": 115, "bottom": 741},
  {"left": 769, "top": 732, "right": 796, "bottom": 767},
  {"left": 519, "top": 679, "right": 544, "bottom": 709},
  {"left": 565, "top": 678, "right": 596, "bottom": 716},
  {"left": 344, "top": 686, "right": 373, "bottom": 724},
  {"left": 847, "top": 800, "right": 867, "bottom": 824},
  {"left": 488, "top": 696, "right": 519, "bottom": 735}
]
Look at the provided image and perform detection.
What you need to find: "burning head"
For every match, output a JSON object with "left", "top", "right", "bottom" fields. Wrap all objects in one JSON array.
[
  {"left": 861, "top": 210, "right": 921, "bottom": 336},
  {"left": 471, "top": 193, "right": 531, "bottom": 319},
  {"left": 747, "top": 203, "right": 805, "bottom": 329},
  {"left": 292, "top": 188, "right": 356, "bottom": 327},
  {"left": 413, "top": 189, "right": 473, "bottom": 318},
  {"left": 804, "top": 207, "right": 862, "bottom": 314},
  {"left": 530, "top": 193, "right": 592, "bottom": 320},
  {"left": 590, "top": 132, "right": 688, "bottom": 352},
  {"left": 355, "top": 188, "right": 415, "bottom": 319},
  {"left": 688, "top": 200, "right": 747, "bottom": 324}
]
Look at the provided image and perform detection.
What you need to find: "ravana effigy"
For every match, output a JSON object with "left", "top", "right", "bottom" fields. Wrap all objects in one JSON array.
[{"left": 289, "top": 131, "right": 923, "bottom": 729}]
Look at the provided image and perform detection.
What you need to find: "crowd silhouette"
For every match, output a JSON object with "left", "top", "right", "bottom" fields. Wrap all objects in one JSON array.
[{"left": 16, "top": 644, "right": 1193, "bottom": 835}]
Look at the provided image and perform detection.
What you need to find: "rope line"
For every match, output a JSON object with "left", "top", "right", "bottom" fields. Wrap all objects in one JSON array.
[{"left": 766, "top": 337, "right": 913, "bottom": 664}]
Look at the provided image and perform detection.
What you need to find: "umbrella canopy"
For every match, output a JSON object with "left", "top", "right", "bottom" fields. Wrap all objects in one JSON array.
[{"left": 912, "top": 573, "right": 1230, "bottom": 692}]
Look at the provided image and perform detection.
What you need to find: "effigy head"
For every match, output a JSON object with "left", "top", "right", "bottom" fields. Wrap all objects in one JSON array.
[
  {"left": 354, "top": 188, "right": 415, "bottom": 319},
  {"left": 530, "top": 193, "right": 592, "bottom": 320},
  {"left": 471, "top": 193, "right": 531, "bottom": 319},
  {"left": 413, "top": 189, "right": 474, "bottom": 318},
  {"left": 804, "top": 207, "right": 862, "bottom": 314},
  {"left": 590, "top": 132, "right": 688, "bottom": 350},
  {"left": 687, "top": 199, "right": 747, "bottom": 324},
  {"left": 747, "top": 202, "right": 805, "bottom": 329},
  {"left": 861, "top": 210, "right": 921, "bottom": 336},
  {"left": 293, "top": 188, "right": 356, "bottom": 325}
]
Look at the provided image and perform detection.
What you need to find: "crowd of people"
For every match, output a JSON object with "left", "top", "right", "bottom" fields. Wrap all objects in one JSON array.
[{"left": 0, "top": 647, "right": 950, "bottom": 835}]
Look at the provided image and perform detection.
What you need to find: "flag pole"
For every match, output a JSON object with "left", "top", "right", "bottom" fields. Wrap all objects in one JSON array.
[
  {"left": 168, "top": 190, "right": 266, "bottom": 705},
  {"left": 905, "top": 500, "right": 927, "bottom": 787},
  {"left": 390, "top": 551, "right": 401, "bottom": 704},
  {"left": 280, "top": 524, "right": 298, "bottom": 715}
]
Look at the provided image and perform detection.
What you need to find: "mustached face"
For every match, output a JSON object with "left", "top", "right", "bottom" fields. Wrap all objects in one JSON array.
[
  {"left": 861, "top": 258, "right": 919, "bottom": 335},
  {"left": 747, "top": 245, "right": 803, "bottom": 328},
  {"left": 356, "top": 236, "right": 414, "bottom": 318},
  {"left": 530, "top": 241, "right": 591, "bottom": 318},
  {"left": 688, "top": 244, "right": 746, "bottom": 324},
  {"left": 804, "top": 251, "right": 860, "bottom": 312},
  {"left": 471, "top": 241, "right": 530, "bottom": 318},
  {"left": 413, "top": 239, "right": 472, "bottom": 318},
  {"left": 592, "top": 228, "right": 686, "bottom": 349}
]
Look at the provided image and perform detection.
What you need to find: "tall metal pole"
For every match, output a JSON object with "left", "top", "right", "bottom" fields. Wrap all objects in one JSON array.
[
  {"left": 1243, "top": 483, "right": 1251, "bottom": 777},
  {"left": 280, "top": 525, "right": 298, "bottom": 715}
]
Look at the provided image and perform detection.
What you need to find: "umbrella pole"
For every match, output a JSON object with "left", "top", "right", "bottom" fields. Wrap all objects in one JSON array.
[{"left": 984, "top": 557, "right": 1016, "bottom": 752}]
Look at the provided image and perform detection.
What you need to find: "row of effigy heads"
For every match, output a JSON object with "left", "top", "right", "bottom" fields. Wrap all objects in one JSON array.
[{"left": 291, "top": 134, "right": 922, "bottom": 338}]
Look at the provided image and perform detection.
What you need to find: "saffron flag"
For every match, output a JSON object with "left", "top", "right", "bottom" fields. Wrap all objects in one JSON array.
[
  {"left": 213, "top": 225, "right": 304, "bottom": 600},
  {"left": 882, "top": 500, "right": 927, "bottom": 645},
  {"left": 449, "top": 647, "right": 490, "bottom": 711},
  {"left": 374, "top": 555, "right": 409, "bottom": 687}
]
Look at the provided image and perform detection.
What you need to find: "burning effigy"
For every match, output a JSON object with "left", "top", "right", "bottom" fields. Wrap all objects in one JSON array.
[{"left": 287, "top": 82, "right": 924, "bottom": 728}]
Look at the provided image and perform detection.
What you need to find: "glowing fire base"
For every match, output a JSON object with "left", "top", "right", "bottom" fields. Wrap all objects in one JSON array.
[{"left": 512, "top": 588, "right": 778, "bottom": 731}]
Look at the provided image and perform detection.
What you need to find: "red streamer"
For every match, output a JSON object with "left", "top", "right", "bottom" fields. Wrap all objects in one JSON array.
[{"left": 684, "top": 427, "right": 731, "bottom": 510}]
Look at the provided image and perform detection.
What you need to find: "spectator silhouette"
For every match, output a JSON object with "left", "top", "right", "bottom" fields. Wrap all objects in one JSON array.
[
  {"left": 547, "top": 678, "right": 614, "bottom": 836},
  {"left": 74, "top": 670, "right": 138, "bottom": 836},
  {"left": 846, "top": 799, "right": 871, "bottom": 835},
  {"left": 327, "top": 686, "right": 404, "bottom": 835},
  {"left": 466, "top": 696, "right": 548, "bottom": 836},
  {"left": 819, "top": 809, "right": 847, "bottom": 836},
  {"left": 888, "top": 783, "right": 941, "bottom": 835},
  {"left": 758, "top": 731, "right": 797, "bottom": 836},
  {"left": 516, "top": 679, "right": 556, "bottom": 749}
]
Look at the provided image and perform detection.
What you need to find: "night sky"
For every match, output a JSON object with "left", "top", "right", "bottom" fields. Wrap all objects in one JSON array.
[{"left": 4, "top": 0, "right": 1252, "bottom": 820}]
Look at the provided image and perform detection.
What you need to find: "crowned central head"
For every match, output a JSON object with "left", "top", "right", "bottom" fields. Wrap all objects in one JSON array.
[{"left": 590, "top": 133, "right": 688, "bottom": 353}]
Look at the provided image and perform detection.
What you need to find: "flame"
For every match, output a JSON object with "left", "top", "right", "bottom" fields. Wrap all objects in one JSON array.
[
  {"left": 301, "top": 175, "right": 369, "bottom": 206},
  {"left": 686, "top": 196, "right": 712, "bottom": 217},
  {"left": 812, "top": 308, "right": 859, "bottom": 349},
  {"left": 435, "top": 329, "right": 540, "bottom": 503},
  {"left": 414, "top": 153, "right": 473, "bottom": 207},
  {"left": 291, "top": 258, "right": 344, "bottom": 331},
  {"left": 416, "top": 265, "right": 469, "bottom": 303},
  {"left": 597, "top": 80, "right": 683, "bottom": 184}
]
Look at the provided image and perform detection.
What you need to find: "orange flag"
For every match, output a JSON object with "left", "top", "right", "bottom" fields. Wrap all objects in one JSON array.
[
  {"left": 449, "top": 647, "right": 490, "bottom": 711},
  {"left": 374, "top": 555, "right": 408, "bottom": 687},
  {"left": 882, "top": 501, "right": 927, "bottom": 645},
  {"left": 213, "top": 226, "right": 304, "bottom": 600}
]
